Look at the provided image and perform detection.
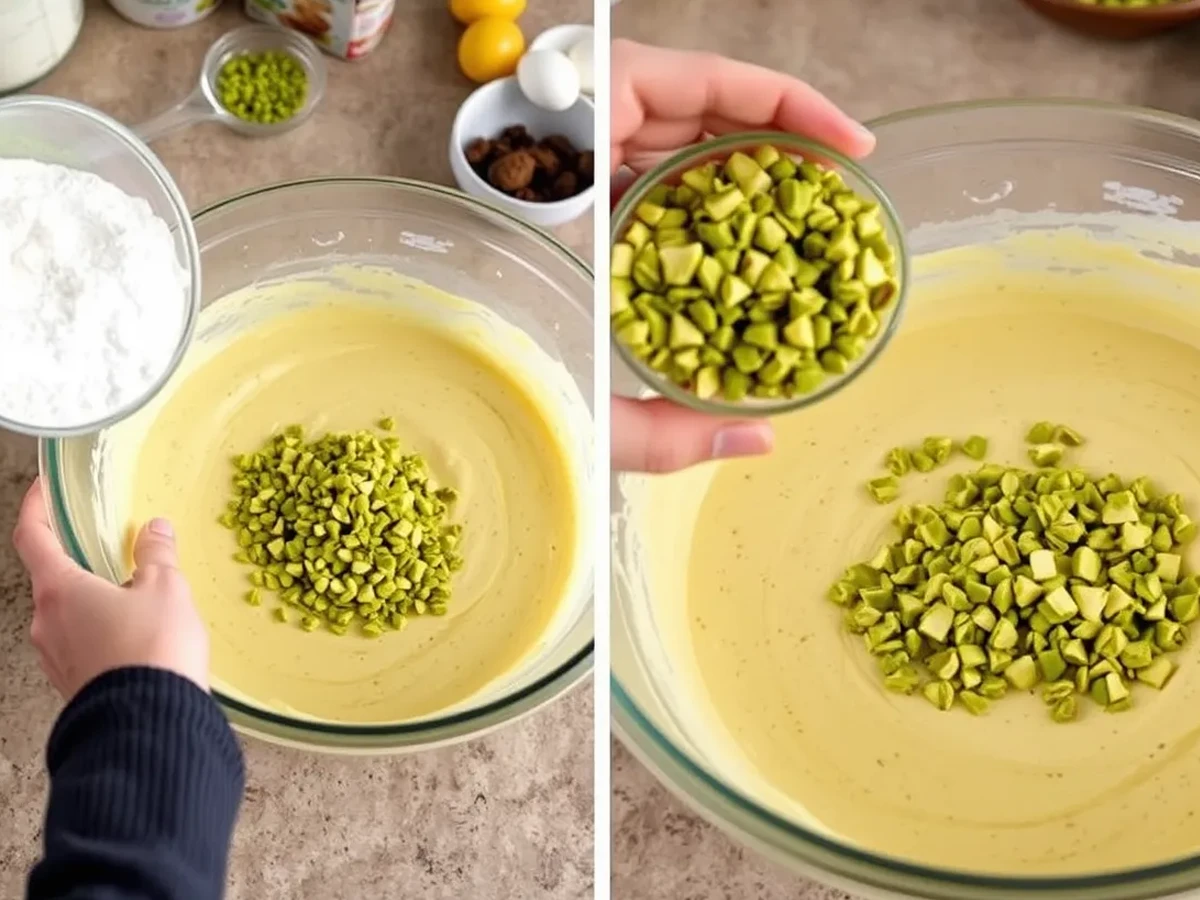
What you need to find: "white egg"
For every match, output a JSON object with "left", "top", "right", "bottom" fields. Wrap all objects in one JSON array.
[
  {"left": 516, "top": 49, "right": 580, "bottom": 113},
  {"left": 567, "top": 38, "right": 594, "bottom": 93}
]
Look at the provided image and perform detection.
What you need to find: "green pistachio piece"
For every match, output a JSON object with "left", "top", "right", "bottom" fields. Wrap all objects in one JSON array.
[
  {"left": 922, "top": 680, "right": 956, "bottom": 711},
  {"left": 1037, "top": 649, "right": 1067, "bottom": 681},
  {"left": 961, "top": 435, "right": 988, "bottom": 460},
  {"left": 922, "top": 436, "right": 954, "bottom": 466},
  {"left": 884, "top": 665, "right": 921, "bottom": 694},
  {"left": 918, "top": 603, "right": 954, "bottom": 643},
  {"left": 703, "top": 186, "right": 745, "bottom": 221},
  {"left": 1005, "top": 656, "right": 1039, "bottom": 690},
  {"left": 1137, "top": 656, "right": 1175, "bottom": 690},
  {"left": 1053, "top": 424, "right": 1084, "bottom": 447},
  {"left": 1102, "top": 490, "right": 1140, "bottom": 525},
  {"left": 1028, "top": 443, "right": 1065, "bottom": 467},
  {"left": 911, "top": 450, "right": 936, "bottom": 473},
  {"left": 1026, "top": 421, "right": 1056, "bottom": 443},
  {"left": 867, "top": 476, "right": 901, "bottom": 505},
  {"left": 1051, "top": 696, "right": 1078, "bottom": 724},
  {"left": 884, "top": 447, "right": 912, "bottom": 477}
]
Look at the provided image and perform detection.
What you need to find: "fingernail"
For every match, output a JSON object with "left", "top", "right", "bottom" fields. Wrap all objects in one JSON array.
[
  {"left": 712, "top": 424, "right": 772, "bottom": 460},
  {"left": 853, "top": 121, "right": 876, "bottom": 147},
  {"left": 148, "top": 518, "right": 174, "bottom": 537}
]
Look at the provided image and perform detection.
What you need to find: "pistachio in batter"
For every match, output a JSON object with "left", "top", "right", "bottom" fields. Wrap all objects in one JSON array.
[
  {"left": 121, "top": 268, "right": 583, "bottom": 724},
  {"left": 630, "top": 228, "right": 1200, "bottom": 874},
  {"left": 222, "top": 424, "right": 464, "bottom": 637},
  {"left": 833, "top": 431, "right": 1197, "bottom": 721}
]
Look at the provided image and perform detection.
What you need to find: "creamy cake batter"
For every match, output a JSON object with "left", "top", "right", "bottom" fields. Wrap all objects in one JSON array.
[
  {"left": 106, "top": 267, "right": 586, "bottom": 724},
  {"left": 629, "top": 227, "right": 1200, "bottom": 875}
]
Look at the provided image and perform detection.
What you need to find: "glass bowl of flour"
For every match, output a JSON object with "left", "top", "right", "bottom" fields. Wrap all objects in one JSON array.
[{"left": 0, "top": 96, "right": 199, "bottom": 437}]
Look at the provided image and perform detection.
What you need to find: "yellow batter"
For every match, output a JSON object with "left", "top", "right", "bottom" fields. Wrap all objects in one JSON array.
[
  {"left": 629, "top": 225, "right": 1200, "bottom": 876},
  {"left": 109, "top": 267, "right": 586, "bottom": 724}
]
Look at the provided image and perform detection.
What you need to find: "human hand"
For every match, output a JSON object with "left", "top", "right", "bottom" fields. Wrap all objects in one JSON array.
[
  {"left": 12, "top": 479, "right": 209, "bottom": 701},
  {"left": 611, "top": 397, "right": 774, "bottom": 472},
  {"left": 610, "top": 40, "right": 875, "bottom": 472},
  {"left": 611, "top": 39, "right": 875, "bottom": 181}
]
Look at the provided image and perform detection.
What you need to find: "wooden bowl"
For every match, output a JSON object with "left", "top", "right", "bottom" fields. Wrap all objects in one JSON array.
[{"left": 1020, "top": 0, "right": 1200, "bottom": 38}]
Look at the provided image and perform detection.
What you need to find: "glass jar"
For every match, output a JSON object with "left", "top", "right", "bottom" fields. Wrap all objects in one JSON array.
[
  {"left": 107, "top": 0, "right": 222, "bottom": 29},
  {"left": 0, "top": 0, "right": 84, "bottom": 95}
]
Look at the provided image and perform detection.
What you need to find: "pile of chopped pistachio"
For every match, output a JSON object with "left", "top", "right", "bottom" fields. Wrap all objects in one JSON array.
[
  {"left": 610, "top": 143, "right": 901, "bottom": 403},
  {"left": 219, "top": 422, "right": 463, "bottom": 638},
  {"left": 216, "top": 49, "right": 308, "bottom": 125},
  {"left": 832, "top": 424, "right": 1196, "bottom": 720}
]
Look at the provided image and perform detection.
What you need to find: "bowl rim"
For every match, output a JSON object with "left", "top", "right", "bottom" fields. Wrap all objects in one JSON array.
[
  {"left": 0, "top": 95, "right": 201, "bottom": 438},
  {"left": 612, "top": 98, "right": 1200, "bottom": 898},
  {"left": 449, "top": 75, "right": 596, "bottom": 212},
  {"left": 1025, "top": 0, "right": 1200, "bottom": 15},
  {"left": 610, "top": 131, "right": 910, "bottom": 418},
  {"left": 41, "top": 174, "right": 595, "bottom": 744}
]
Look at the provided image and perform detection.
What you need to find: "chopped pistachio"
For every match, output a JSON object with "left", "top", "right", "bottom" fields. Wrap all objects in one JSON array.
[
  {"left": 922, "top": 680, "right": 956, "bottom": 711},
  {"left": 1137, "top": 656, "right": 1176, "bottom": 689},
  {"left": 1028, "top": 443, "right": 1065, "bottom": 467},
  {"left": 1051, "top": 696, "right": 1078, "bottom": 723},
  {"left": 1005, "top": 656, "right": 1039, "bottom": 690},
  {"left": 830, "top": 430, "right": 1196, "bottom": 721},
  {"left": 867, "top": 476, "right": 901, "bottom": 504},
  {"left": 961, "top": 435, "right": 988, "bottom": 461},
  {"left": 1025, "top": 421, "right": 1055, "bottom": 443}
]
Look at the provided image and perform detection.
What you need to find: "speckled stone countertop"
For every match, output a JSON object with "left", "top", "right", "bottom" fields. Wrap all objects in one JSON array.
[
  {"left": 611, "top": 1, "right": 1200, "bottom": 898},
  {"left": 0, "top": 3, "right": 592, "bottom": 898}
]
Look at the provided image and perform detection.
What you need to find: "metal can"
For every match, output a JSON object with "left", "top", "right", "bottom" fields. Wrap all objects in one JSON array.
[
  {"left": 244, "top": 0, "right": 395, "bottom": 60},
  {"left": 107, "top": 0, "right": 223, "bottom": 29}
]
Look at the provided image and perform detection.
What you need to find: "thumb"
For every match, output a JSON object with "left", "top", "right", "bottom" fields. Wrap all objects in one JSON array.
[
  {"left": 131, "top": 518, "right": 180, "bottom": 580},
  {"left": 611, "top": 396, "right": 774, "bottom": 473}
]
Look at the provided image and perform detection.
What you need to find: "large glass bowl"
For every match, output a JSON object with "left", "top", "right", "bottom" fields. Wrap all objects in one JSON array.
[
  {"left": 40, "top": 178, "right": 594, "bottom": 752},
  {"left": 613, "top": 101, "right": 1200, "bottom": 899}
]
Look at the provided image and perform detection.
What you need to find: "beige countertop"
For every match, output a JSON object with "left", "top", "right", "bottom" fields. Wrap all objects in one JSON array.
[
  {"left": 611, "top": 1, "right": 1200, "bottom": 898},
  {"left": 0, "top": 2, "right": 593, "bottom": 898}
]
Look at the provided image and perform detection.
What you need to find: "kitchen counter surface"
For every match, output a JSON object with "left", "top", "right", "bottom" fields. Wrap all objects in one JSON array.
[
  {"left": 611, "top": 1, "right": 1200, "bottom": 898},
  {"left": 0, "top": 2, "right": 593, "bottom": 898}
]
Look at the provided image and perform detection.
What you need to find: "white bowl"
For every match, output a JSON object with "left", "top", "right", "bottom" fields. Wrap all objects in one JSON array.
[{"left": 448, "top": 76, "right": 594, "bottom": 230}]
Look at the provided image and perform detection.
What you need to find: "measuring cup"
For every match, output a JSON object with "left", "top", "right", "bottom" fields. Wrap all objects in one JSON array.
[{"left": 135, "top": 24, "right": 327, "bottom": 143}]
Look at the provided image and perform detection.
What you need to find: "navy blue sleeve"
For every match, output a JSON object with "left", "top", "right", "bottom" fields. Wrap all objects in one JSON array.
[{"left": 26, "top": 667, "right": 245, "bottom": 900}]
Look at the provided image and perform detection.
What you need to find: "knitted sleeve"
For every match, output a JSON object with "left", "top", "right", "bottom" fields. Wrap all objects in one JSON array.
[{"left": 26, "top": 667, "right": 245, "bottom": 900}]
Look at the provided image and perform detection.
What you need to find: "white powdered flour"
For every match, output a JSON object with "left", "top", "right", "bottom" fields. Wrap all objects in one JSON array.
[{"left": 0, "top": 159, "right": 188, "bottom": 430}]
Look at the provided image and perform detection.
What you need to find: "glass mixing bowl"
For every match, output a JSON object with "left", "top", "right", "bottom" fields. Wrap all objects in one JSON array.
[
  {"left": 611, "top": 132, "right": 908, "bottom": 417},
  {"left": 613, "top": 101, "right": 1200, "bottom": 900},
  {"left": 41, "top": 177, "right": 594, "bottom": 752}
]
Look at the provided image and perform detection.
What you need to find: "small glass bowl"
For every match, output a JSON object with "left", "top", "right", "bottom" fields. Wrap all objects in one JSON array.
[
  {"left": 135, "top": 25, "right": 327, "bottom": 143},
  {"left": 610, "top": 131, "right": 909, "bottom": 418}
]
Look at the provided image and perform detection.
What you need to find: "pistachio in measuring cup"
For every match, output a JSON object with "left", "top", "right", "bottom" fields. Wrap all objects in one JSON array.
[
  {"left": 216, "top": 49, "right": 308, "bottom": 125},
  {"left": 611, "top": 143, "right": 902, "bottom": 403},
  {"left": 219, "top": 423, "right": 465, "bottom": 638}
]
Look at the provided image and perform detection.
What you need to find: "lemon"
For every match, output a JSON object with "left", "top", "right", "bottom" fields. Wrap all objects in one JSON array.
[
  {"left": 457, "top": 17, "right": 525, "bottom": 84},
  {"left": 449, "top": 0, "right": 526, "bottom": 25}
]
